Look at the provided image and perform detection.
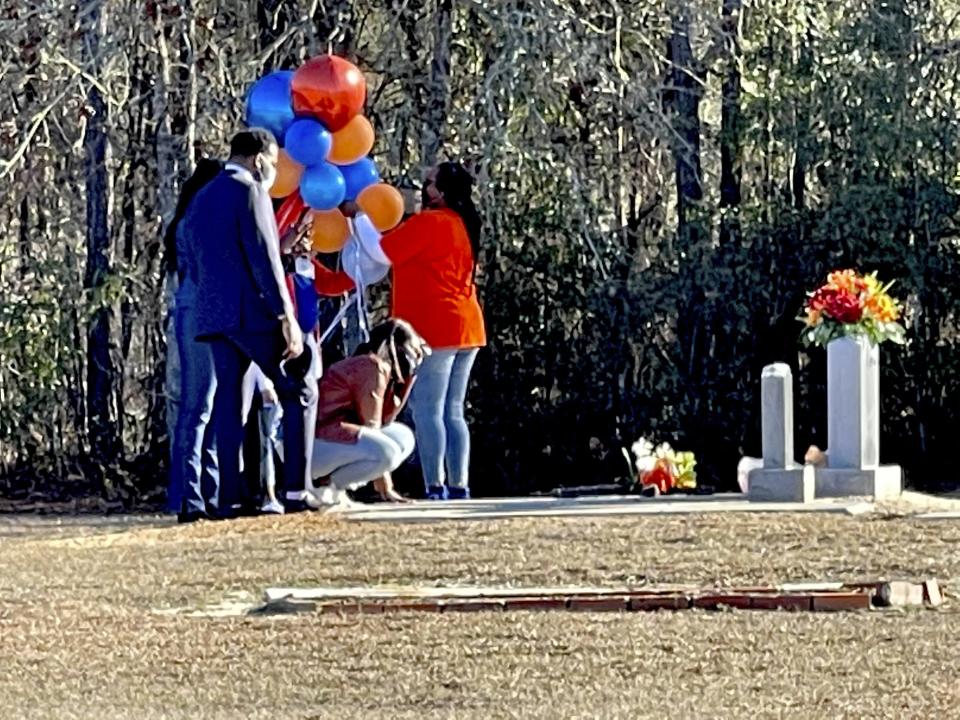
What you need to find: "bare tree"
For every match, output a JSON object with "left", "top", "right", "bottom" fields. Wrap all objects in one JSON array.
[
  {"left": 421, "top": 0, "right": 453, "bottom": 168},
  {"left": 81, "top": 0, "right": 118, "bottom": 478},
  {"left": 664, "top": 0, "right": 704, "bottom": 238},
  {"left": 718, "top": 0, "right": 742, "bottom": 245}
]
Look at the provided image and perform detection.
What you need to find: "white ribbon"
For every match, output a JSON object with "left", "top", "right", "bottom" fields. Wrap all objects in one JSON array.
[
  {"left": 319, "top": 214, "right": 391, "bottom": 349},
  {"left": 319, "top": 292, "right": 357, "bottom": 345}
]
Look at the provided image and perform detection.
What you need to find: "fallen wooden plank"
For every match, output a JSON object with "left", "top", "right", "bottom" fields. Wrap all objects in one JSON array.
[{"left": 256, "top": 580, "right": 945, "bottom": 616}]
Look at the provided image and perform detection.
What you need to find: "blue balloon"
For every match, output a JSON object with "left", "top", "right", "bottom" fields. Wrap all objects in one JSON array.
[
  {"left": 244, "top": 71, "right": 295, "bottom": 143},
  {"left": 300, "top": 163, "right": 346, "bottom": 211},
  {"left": 284, "top": 119, "right": 333, "bottom": 167},
  {"left": 340, "top": 157, "right": 380, "bottom": 201}
]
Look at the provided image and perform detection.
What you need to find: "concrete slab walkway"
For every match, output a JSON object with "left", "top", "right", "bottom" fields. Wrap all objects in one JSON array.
[{"left": 338, "top": 493, "right": 875, "bottom": 523}]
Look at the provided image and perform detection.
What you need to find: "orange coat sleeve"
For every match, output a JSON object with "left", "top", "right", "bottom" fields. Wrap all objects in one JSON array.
[{"left": 380, "top": 213, "right": 432, "bottom": 266}]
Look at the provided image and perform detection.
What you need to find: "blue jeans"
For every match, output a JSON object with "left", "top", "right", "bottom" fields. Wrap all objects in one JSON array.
[
  {"left": 169, "top": 302, "right": 219, "bottom": 514},
  {"left": 410, "top": 348, "right": 479, "bottom": 491},
  {"left": 259, "top": 401, "right": 282, "bottom": 502}
]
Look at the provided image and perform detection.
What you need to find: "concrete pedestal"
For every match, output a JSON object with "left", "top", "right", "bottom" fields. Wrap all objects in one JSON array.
[
  {"left": 814, "top": 466, "right": 902, "bottom": 500},
  {"left": 749, "top": 465, "right": 816, "bottom": 503}
]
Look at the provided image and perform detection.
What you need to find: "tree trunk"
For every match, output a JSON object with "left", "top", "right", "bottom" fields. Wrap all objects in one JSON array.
[
  {"left": 791, "top": 37, "right": 813, "bottom": 211},
  {"left": 719, "top": 0, "right": 742, "bottom": 245},
  {"left": 665, "top": 1, "right": 711, "bottom": 467},
  {"left": 421, "top": 0, "right": 453, "bottom": 169},
  {"left": 394, "top": 0, "right": 428, "bottom": 172},
  {"left": 179, "top": 0, "right": 198, "bottom": 176},
  {"left": 154, "top": 4, "right": 182, "bottom": 467},
  {"left": 154, "top": 7, "right": 179, "bottom": 236},
  {"left": 665, "top": 1, "right": 704, "bottom": 249},
  {"left": 82, "top": 0, "right": 118, "bottom": 477}
]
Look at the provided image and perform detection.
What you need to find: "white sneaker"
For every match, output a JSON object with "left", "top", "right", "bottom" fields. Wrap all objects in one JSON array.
[
  {"left": 304, "top": 483, "right": 356, "bottom": 511},
  {"left": 260, "top": 498, "right": 285, "bottom": 515},
  {"left": 304, "top": 482, "right": 338, "bottom": 508},
  {"left": 331, "top": 489, "right": 358, "bottom": 511}
]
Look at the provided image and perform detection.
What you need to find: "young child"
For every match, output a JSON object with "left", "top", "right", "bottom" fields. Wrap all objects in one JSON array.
[{"left": 241, "top": 363, "right": 284, "bottom": 514}]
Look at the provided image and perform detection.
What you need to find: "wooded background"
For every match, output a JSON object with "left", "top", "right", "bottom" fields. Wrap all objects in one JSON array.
[{"left": 2, "top": 0, "right": 960, "bottom": 503}]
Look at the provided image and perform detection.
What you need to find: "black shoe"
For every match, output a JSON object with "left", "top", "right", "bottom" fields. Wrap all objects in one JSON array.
[
  {"left": 215, "top": 504, "right": 261, "bottom": 520},
  {"left": 282, "top": 497, "right": 311, "bottom": 514},
  {"left": 177, "top": 510, "right": 213, "bottom": 524}
]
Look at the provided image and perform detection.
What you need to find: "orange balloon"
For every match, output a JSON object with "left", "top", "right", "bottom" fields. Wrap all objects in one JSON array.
[
  {"left": 310, "top": 209, "right": 350, "bottom": 253},
  {"left": 357, "top": 183, "right": 404, "bottom": 232},
  {"left": 270, "top": 149, "right": 304, "bottom": 199},
  {"left": 328, "top": 116, "right": 375, "bottom": 165}
]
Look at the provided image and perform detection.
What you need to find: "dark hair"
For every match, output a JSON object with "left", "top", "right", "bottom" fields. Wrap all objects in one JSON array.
[
  {"left": 229, "top": 127, "right": 277, "bottom": 158},
  {"left": 435, "top": 162, "right": 482, "bottom": 273},
  {"left": 162, "top": 158, "right": 224, "bottom": 277},
  {"left": 354, "top": 318, "right": 429, "bottom": 382}
]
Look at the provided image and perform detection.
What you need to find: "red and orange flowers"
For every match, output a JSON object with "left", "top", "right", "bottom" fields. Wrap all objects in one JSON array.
[
  {"left": 800, "top": 270, "right": 905, "bottom": 347},
  {"left": 631, "top": 438, "right": 697, "bottom": 494}
]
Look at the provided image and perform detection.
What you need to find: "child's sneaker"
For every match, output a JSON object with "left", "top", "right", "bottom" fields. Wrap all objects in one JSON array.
[{"left": 260, "top": 498, "right": 285, "bottom": 515}]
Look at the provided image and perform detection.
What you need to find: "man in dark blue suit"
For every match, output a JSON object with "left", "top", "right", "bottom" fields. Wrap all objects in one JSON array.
[{"left": 186, "top": 128, "right": 317, "bottom": 518}]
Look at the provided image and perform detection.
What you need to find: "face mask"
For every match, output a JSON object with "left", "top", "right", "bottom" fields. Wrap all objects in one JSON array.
[
  {"left": 422, "top": 178, "right": 443, "bottom": 209},
  {"left": 257, "top": 157, "right": 277, "bottom": 192}
]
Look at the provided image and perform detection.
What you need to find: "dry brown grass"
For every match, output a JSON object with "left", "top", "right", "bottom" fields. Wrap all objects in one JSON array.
[{"left": 1, "top": 506, "right": 959, "bottom": 719}]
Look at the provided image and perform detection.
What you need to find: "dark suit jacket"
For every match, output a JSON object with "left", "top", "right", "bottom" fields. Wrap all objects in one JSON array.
[{"left": 186, "top": 167, "right": 290, "bottom": 338}]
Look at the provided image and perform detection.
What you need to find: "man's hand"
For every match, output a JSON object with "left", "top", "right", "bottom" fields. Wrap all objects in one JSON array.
[
  {"left": 280, "top": 211, "right": 314, "bottom": 254},
  {"left": 340, "top": 200, "right": 359, "bottom": 218},
  {"left": 281, "top": 315, "right": 304, "bottom": 359}
]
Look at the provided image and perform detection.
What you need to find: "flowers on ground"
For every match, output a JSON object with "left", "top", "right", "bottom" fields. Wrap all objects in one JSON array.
[
  {"left": 631, "top": 438, "right": 697, "bottom": 494},
  {"left": 800, "top": 269, "right": 906, "bottom": 348}
]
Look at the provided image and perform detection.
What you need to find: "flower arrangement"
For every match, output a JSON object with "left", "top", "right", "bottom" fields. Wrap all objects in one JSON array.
[
  {"left": 631, "top": 438, "right": 697, "bottom": 494},
  {"left": 800, "top": 269, "right": 906, "bottom": 348}
]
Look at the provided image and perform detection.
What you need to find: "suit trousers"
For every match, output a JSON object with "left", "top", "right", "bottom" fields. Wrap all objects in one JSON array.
[{"left": 208, "top": 329, "right": 318, "bottom": 511}]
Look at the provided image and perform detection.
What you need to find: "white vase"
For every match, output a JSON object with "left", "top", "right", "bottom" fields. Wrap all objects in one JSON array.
[{"left": 826, "top": 335, "right": 880, "bottom": 469}]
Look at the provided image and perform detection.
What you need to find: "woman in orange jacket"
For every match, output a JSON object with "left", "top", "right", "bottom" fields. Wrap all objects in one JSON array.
[{"left": 357, "top": 162, "right": 486, "bottom": 499}]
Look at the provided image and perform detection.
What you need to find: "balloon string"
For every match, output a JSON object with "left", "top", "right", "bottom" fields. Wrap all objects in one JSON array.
[
  {"left": 350, "top": 221, "right": 371, "bottom": 344},
  {"left": 319, "top": 292, "right": 357, "bottom": 345}
]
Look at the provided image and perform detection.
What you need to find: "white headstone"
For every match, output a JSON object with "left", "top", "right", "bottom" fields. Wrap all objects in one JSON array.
[
  {"left": 826, "top": 336, "right": 879, "bottom": 468},
  {"left": 816, "top": 335, "right": 901, "bottom": 499},
  {"left": 761, "top": 363, "right": 794, "bottom": 469},
  {"left": 749, "top": 363, "right": 813, "bottom": 503}
]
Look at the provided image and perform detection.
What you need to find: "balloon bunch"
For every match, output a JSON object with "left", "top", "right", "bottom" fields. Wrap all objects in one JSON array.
[{"left": 244, "top": 55, "right": 404, "bottom": 253}]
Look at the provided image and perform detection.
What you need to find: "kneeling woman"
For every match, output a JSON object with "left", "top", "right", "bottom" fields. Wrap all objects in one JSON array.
[{"left": 308, "top": 319, "right": 428, "bottom": 504}]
